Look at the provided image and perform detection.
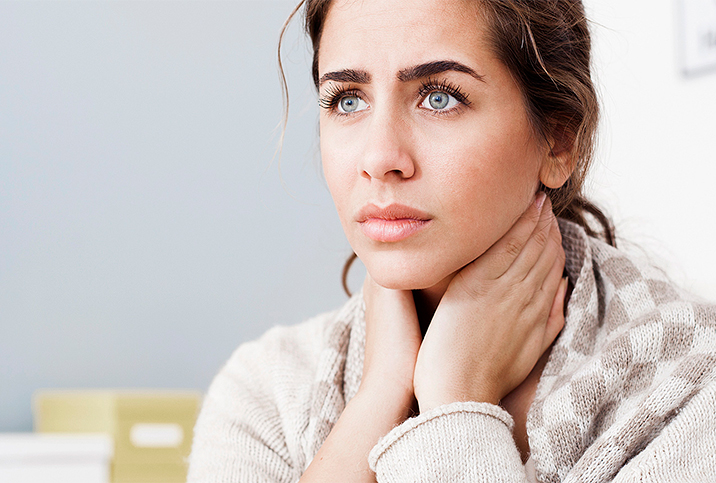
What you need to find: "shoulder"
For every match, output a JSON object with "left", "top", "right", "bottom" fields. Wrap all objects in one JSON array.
[
  {"left": 588, "top": 232, "right": 716, "bottom": 338},
  {"left": 559, "top": 219, "right": 716, "bottom": 335},
  {"left": 221, "top": 308, "right": 338, "bottom": 389},
  {"left": 213, "top": 292, "right": 364, "bottom": 403},
  {"left": 532, "top": 221, "right": 716, "bottom": 481},
  {"left": 202, "top": 298, "right": 355, "bottom": 425},
  {"left": 188, "top": 295, "right": 363, "bottom": 481},
  {"left": 575, "top": 227, "right": 716, "bottom": 385}
]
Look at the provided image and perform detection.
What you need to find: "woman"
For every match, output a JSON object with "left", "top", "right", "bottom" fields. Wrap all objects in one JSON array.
[{"left": 187, "top": 0, "right": 716, "bottom": 481}]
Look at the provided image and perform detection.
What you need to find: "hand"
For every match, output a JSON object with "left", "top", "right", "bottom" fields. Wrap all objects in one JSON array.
[
  {"left": 413, "top": 193, "right": 567, "bottom": 412},
  {"left": 359, "top": 275, "right": 422, "bottom": 410}
]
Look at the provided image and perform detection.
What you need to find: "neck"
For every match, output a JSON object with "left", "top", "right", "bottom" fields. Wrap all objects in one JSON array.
[{"left": 412, "top": 274, "right": 456, "bottom": 336}]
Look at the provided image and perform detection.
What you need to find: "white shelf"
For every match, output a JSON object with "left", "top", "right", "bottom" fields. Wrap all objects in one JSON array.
[{"left": 0, "top": 433, "right": 113, "bottom": 483}]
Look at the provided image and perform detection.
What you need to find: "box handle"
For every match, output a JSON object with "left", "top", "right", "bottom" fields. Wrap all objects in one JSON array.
[{"left": 129, "top": 423, "right": 184, "bottom": 448}]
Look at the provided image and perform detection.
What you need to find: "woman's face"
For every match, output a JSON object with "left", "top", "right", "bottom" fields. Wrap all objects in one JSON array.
[{"left": 318, "top": 0, "right": 563, "bottom": 290}]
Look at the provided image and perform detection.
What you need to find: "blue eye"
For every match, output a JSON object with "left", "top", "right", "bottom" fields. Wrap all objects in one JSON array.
[
  {"left": 428, "top": 92, "right": 448, "bottom": 109},
  {"left": 338, "top": 95, "right": 368, "bottom": 114},
  {"left": 422, "top": 90, "right": 458, "bottom": 111}
]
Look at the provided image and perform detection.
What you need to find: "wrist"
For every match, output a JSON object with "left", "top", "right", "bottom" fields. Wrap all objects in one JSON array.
[
  {"left": 359, "top": 370, "right": 414, "bottom": 402},
  {"left": 416, "top": 383, "right": 500, "bottom": 414},
  {"left": 300, "top": 381, "right": 414, "bottom": 482},
  {"left": 354, "top": 383, "right": 416, "bottom": 422}
]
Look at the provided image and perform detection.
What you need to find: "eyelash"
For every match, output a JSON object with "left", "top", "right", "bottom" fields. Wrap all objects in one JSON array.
[
  {"left": 318, "top": 78, "right": 471, "bottom": 116},
  {"left": 318, "top": 84, "right": 360, "bottom": 112},
  {"left": 418, "top": 78, "right": 471, "bottom": 111}
]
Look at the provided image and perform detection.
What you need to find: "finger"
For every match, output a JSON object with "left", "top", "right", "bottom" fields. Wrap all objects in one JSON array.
[
  {"left": 539, "top": 235, "right": 566, "bottom": 297},
  {"left": 469, "top": 192, "right": 548, "bottom": 280},
  {"left": 541, "top": 277, "right": 568, "bottom": 353},
  {"left": 520, "top": 215, "right": 563, "bottom": 288},
  {"left": 522, "top": 236, "right": 564, "bottom": 333},
  {"left": 503, "top": 196, "right": 557, "bottom": 282}
]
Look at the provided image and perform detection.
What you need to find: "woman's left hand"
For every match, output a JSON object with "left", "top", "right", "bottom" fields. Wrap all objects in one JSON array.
[{"left": 413, "top": 194, "right": 567, "bottom": 412}]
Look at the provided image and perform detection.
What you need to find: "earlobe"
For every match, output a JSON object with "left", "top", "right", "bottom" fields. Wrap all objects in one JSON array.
[
  {"left": 539, "top": 136, "right": 575, "bottom": 189},
  {"left": 539, "top": 151, "right": 573, "bottom": 189}
]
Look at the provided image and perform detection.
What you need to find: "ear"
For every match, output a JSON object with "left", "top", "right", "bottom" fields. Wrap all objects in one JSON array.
[{"left": 539, "top": 131, "right": 575, "bottom": 189}]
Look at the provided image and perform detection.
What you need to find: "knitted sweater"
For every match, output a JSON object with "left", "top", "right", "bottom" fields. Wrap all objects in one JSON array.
[{"left": 187, "top": 220, "right": 716, "bottom": 482}]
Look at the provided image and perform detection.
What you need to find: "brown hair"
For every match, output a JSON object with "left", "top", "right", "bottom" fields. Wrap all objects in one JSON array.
[{"left": 279, "top": 0, "right": 615, "bottom": 296}]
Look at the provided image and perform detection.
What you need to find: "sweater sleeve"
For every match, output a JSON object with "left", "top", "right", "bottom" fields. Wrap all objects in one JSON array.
[{"left": 368, "top": 402, "right": 529, "bottom": 483}]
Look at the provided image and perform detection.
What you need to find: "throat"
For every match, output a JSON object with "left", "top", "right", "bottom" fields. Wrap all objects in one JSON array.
[
  {"left": 412, "top": 290, "right": 436, "bottom": 337},
  {"left": 412, "top": 275, "right": 453, "bottom": 336}
]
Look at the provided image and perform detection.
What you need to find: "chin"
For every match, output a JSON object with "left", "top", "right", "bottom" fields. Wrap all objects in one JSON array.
[
  {"left": 364, "top": 261, "right": 453, "bottom": 291},
  {"left": 355, "top": 240, "right": 482, "bottom": 292}
]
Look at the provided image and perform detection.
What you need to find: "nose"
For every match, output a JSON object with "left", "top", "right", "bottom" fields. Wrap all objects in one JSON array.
[{"left": 358, "top": 109, "right": 416, "bottom": 181}]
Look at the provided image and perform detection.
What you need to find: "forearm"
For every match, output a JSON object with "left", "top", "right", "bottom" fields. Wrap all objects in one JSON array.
[{"left": 299, "top": 388, "right": 413, "bottom": 483}]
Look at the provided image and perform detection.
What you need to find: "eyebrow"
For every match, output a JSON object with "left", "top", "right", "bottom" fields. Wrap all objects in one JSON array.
[
  {"left": 397, "top": 60, "right": 485, "bottom": 83},
  {"left": 318, "top": 69, "right": 371, "bottom": 87},
  {"left": 318, "top": 60, "right": 484, "bottom": 87}
]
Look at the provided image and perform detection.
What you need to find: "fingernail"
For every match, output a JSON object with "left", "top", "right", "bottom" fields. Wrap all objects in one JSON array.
[{"left": 535, "top": 192, "right": 547, "bottom": 212}]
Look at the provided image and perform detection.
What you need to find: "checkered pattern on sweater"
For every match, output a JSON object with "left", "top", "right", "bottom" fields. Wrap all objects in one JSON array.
[{"left": 529, "top": 221, "right": 716, "bottom": 482}]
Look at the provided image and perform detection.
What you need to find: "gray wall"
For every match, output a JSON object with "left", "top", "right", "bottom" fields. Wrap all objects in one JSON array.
[
  {"left": 2, "top": 0, "right": 714, "bottom": 432},
  {"left": 1, "top": 0, "right": 357, "bottom": 432}
]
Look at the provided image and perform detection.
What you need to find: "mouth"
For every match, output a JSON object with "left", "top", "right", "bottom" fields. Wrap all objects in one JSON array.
[{"left": 356, "top": 203, "right": 432, "bottom": 243}]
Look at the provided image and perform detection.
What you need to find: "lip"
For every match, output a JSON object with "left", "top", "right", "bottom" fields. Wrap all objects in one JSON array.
[{"left": 356, "top": 203, "right": 432, "bottom": 243}]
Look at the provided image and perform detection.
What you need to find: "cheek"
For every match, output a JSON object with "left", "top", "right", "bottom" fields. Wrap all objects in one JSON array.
[
  {"left": 416, "top": 117, "right": 544, "bottom": 254},
  {"left": 419, "top": 118, "right": 543, "bottom": 201},
  {"left": 320, "top": 133, "right": 354, "bottom": 226}
]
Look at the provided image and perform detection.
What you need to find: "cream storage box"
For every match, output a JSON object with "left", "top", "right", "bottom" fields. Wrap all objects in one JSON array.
[{"left": 34, "top": 390, "right": 202, "bottom": 483}]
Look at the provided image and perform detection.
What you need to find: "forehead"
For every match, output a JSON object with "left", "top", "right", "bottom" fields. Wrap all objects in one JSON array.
[{"left": 319, "top": 0, "right": 490, "bottom": 77}]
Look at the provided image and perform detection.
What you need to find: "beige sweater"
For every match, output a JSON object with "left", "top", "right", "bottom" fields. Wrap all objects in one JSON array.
[{"left": 187, "top": 221, "right": 716, "bottom": 482}]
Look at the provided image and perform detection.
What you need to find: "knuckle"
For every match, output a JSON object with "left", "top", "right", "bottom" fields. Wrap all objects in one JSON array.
[
  {"left": 520, "top": 201, "right": 541, "bottom": 222},
  {"left": 503, "top": 238, "right": 523, "bottom": 259},
  {"left": 505, "top": 281, "right": 534, "bottom": 308},
  {"left": 456, "top": 272, "right": 490, "bottom": 299},
  {"left": 533, "top": 225, "right": 550, "bottom": 246},
  {"left": 547, "top": 225, "right": 565, "bottom": 252}
]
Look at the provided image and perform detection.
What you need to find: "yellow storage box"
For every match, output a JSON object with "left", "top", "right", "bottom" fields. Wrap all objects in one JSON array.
[{"left": 33, "top": 390, "right": 202, "bottom": 483}]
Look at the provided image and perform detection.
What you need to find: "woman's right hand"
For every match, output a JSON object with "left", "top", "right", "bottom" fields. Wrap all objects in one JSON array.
[{"left": 360, "top": 275, "right": 422, "bottom": 412}]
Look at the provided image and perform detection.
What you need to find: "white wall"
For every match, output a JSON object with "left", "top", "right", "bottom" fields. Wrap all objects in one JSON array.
[
  {"left": 1, "top": 0, "right": 714, "bottom": 432},
  {"left": 586, "top": 0, "right": 716, "bottom": 299}
]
